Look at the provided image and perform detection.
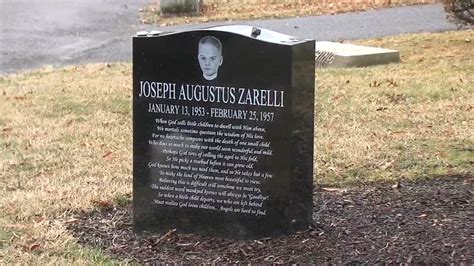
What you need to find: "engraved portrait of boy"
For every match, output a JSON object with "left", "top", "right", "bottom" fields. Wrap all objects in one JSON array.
[{"left": 197, "top": 36, "right": 223, "bottom": 81}]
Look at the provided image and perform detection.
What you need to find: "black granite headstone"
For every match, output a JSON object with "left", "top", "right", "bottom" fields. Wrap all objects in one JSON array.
[{"left": 133, "top": 25, "right": 315, "bottom": 238}]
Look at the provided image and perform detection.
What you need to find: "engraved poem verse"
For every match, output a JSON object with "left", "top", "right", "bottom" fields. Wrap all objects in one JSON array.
[{"left": 140, "top": 81, "right": 284, "bottom": 216}]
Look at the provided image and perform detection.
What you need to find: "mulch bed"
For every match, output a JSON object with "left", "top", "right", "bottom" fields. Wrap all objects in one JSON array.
[{"left": 67, "top": 175, "right": 473, "bottom": 264}]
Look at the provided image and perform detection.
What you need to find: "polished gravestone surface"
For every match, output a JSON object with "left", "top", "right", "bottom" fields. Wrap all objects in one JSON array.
[{"left": 133, "top": 25, "right": 315, "bottom": 238}]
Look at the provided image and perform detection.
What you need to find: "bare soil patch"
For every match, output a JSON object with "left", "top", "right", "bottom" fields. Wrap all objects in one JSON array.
[{"left": 67, "top": 175, "right": 473, "bottom": 264}]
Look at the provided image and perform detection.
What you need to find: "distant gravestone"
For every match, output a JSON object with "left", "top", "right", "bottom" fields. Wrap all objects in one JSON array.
[
  {"left": 315, "top": 41, "right": 400, "bottom": 68},
  {"left": 133, "top": 25, "right": 315, "bottom": 238},
  {"left": 160, "top": 0, "right": 200, "bottom": 15}
]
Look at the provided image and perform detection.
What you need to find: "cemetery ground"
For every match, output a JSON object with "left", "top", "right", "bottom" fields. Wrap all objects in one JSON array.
[
  {"left": 141, "top": 0, "right": 439, "bottom": 26},
  {"left": 1, "top": 30, "right": 473, "bottom": 263}
]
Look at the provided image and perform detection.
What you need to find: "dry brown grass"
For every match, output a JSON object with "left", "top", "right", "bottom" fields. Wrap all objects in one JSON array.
[
  {"left": 142, "top": 0, "right": 440, "bottom": 26},
  {"left": 317, "top": 30, "right": 473, "bottom": 185},
  {"left": 0, "top": 64, "right": 132, "bottom": 263},
  {"left": 0, "top": 30, "right": 473, "bottom": 263}
]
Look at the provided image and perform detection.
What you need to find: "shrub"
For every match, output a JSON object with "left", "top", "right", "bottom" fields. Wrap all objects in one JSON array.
[{"left": 442, "top": 0, "right": 474, "bottom": 24}]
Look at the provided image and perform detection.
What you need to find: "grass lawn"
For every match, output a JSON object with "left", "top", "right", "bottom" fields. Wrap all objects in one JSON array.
[
  {"left": 141, "top": 0, "right": 439, "bottom": 26},
  {"left": 0, "top": 30, "right": 473, "bottom": 263}
]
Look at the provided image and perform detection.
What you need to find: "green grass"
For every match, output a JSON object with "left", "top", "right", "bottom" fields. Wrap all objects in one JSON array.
[
  {"left": 66, "top": 245, "right": 124, "bottom": 264},
  {"left": 0, "top": 226, "right": 13, "bottom": 250}
]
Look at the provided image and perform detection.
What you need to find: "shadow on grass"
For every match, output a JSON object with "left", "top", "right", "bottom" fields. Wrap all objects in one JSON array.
[{"left": 66, "top": 174, "right": 473, "bottom": 264}]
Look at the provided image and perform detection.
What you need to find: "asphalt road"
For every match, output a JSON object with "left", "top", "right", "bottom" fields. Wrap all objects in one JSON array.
[{"left": 0, "top": 1, "right": 459, "bottom": 74}]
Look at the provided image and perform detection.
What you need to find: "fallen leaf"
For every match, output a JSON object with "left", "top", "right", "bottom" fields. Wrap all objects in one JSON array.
[
  {"left": 91, "top": 199, "right": 114, "bottom": 209},
  {"left": 154, "top": 229, "right": 177, "bottom": 244},
  {"left": 81, "top": 142, "right": 91, "bottom": 147},
  {"left": 65, "top": 218, "right": 79, "bottom": 223},
  {"left": 381, "top": 160, "right": 395, "bottom": 170},
  {"left": 29, "top": 243, "right": 41, "bottom": 251},
  {"left": 370, "top": 80, "right": 382, "bottom": 87},
  {"left": 391, "top": 181, "right": 401, "bottom": 189},
  {"left": 387, "top": 78, "right": 398, "bottom": 87},
  {"left": 33, "top": 216, "right": 45, "bottom": 223},
  {"left": 13, "top": 96, "right": 26, "bottom": 100},
  {"left": 464, "top": 178, "right": 474, "bottom": 184},
  {"left": 102, "top": 151, "right": 113, "bottom": 160}
]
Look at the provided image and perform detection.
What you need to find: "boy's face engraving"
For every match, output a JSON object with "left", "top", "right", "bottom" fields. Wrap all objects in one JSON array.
[{"left": 198, "top": 43, "right": 223, "bottom": 80}]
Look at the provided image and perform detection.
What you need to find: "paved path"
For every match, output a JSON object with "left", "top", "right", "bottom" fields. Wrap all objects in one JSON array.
[
  {"left": 0, "top": 0, "right": 149, "bottom": 74},
  {"left": 0, "top": 1, "right": 459, "bottom": 74}
]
